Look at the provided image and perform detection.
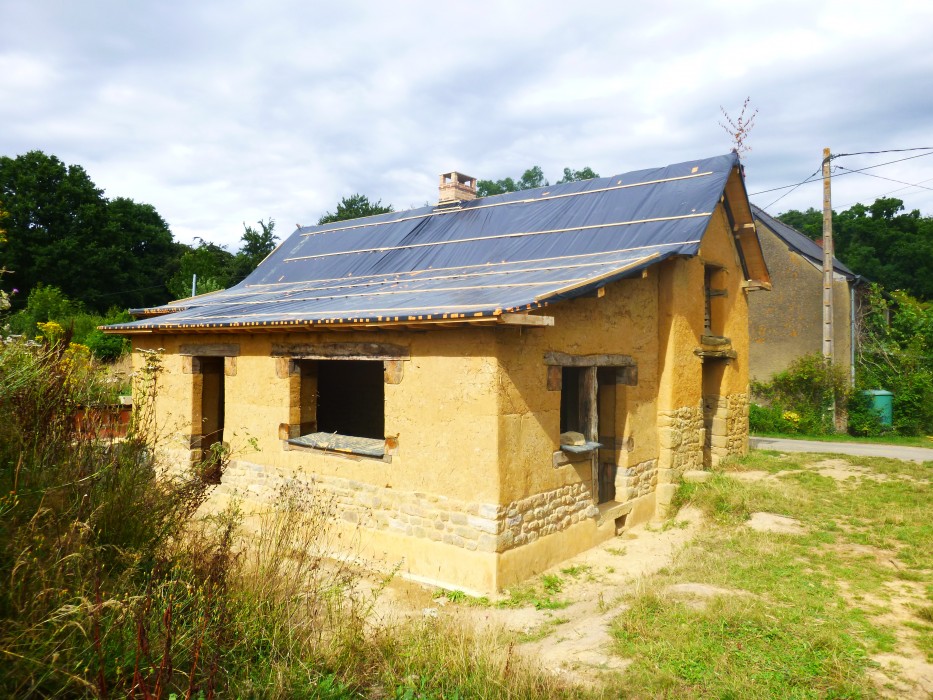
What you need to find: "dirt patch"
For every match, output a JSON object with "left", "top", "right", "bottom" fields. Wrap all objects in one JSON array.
[
  {"left": 811, "top": 458, "right": 892, "bottom": 483},
  {"left": 831, "top": 550, "right": 933, "bottom": 698},
  {"left": 375, "top": 506, "right": 705, "bottom": 685},
  {"left": 746, "top": 512, "right": 806, "bottom": 534},
  {"left": 728, "top": 469, "right": 772, "bottom": 481}
]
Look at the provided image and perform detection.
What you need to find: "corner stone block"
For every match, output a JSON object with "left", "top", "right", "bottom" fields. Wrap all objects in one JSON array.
[
  {"left": 655, "top": 483, "right": 678, "bottom": 507},
  {"left": 656, "top": 468, "right": 676, "bottom": 484},
  {"left": 682, "top": 470, "right": 712, "bottom": 484}
]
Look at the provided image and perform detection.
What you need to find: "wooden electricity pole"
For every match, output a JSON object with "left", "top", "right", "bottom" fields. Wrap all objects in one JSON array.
[
  {"left": 822, "top": 147, "right": 836, "bottom": 427},
  {"left": 822, "top": 148, "right": 834, "bottom": 361}
]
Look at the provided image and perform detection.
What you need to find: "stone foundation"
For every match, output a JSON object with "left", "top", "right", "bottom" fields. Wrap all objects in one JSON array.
[
  {"left": 216, "top": 458, "right": 596, "bottom": 555},
  {"left": 614, "top": 458, "right": 658, "bottom": 504},
  {"left": 703, "top": 392, "right": 749, "bottom": 466},
  {"left": 655, "top": 404, "right": 704, "bottom": 517}
]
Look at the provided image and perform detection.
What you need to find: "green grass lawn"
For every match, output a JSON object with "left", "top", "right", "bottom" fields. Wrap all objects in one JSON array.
[
  {"left": 752, "top": 431, "right": 933, "bottom": 448},
  {"left": 606, "top": 452, "right": 933, "bottom": 699}
]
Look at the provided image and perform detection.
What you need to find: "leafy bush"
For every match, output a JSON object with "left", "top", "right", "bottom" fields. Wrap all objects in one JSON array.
[
  {"left": 751, "top": 354, "right": 849, "bottom": 435},
  {"left": 0, "top": 338, "right": 578, "bottom": 699},
  {"left": 5, "top": 284, "right": 130, "bottom": 361},
  {"left": 856, "top": 286, "right": 933, "bottom": 435}
]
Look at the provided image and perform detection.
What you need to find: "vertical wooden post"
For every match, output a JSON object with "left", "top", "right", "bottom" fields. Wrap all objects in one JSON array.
[
  {"left": 582, "top": 366, "right": 599, "bottom": 498},
  {"left": 582, "top": 366, "right": 598, "bottom": 442},
  {"left": 822, "top": 147, "right": 834, "bottom": 361},
  {"left": 822, "top": 147, "right": 837, "bottom": 427}
]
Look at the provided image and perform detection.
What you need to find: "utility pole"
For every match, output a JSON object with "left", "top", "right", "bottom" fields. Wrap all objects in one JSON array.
[
  {"left": 822, "top": 147, "right": 836, "bottom": 427},
  {"left": 822, "top": 147, "right": 834, "bottom": 361}
]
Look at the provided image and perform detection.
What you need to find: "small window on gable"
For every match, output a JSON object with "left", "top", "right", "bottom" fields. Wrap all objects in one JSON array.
[
  {"left": 704, "top": 265, "right": 727, "bottom": 336},
  {"left": 287, "top": 359, "right": 386, "bottom": 458}
]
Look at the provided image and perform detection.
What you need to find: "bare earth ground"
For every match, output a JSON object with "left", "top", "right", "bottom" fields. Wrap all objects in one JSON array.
[{"left": 367, "top": 454, "right": 933, "bottom": 697}]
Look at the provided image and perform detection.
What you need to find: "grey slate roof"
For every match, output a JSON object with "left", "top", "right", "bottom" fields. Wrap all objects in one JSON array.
[
  {"left": 109, "top": 153, "right": 746, "bottom": 332},
  {"left": 751, "top": 205, "right": 856, "bottom": 279}
]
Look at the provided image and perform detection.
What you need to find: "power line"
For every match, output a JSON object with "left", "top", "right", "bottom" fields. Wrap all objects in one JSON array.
[
  {"left": 830, "top": 146, "right": 933, "bottom": 160},
  {"left": 762, "top": 167, "right": 822, "bottom": 210},
  {"left": 750, "top": 149, "right": 933, "bottom": 210},
  {"left": 835, "top": 175, "right": 933, "bottom": 210},
  {"left": 835, "top": 166, "right": 933, "bottom": 193}
]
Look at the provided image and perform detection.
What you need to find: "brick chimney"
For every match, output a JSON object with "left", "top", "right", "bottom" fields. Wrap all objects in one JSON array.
[{"left": 438, "top": 171, "right": 477, "bottom": 205}]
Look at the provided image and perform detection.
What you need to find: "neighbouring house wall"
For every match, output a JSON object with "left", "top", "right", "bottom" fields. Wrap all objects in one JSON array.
[{"left": 748, "top": 222, "right": 853, "bottom": 382}]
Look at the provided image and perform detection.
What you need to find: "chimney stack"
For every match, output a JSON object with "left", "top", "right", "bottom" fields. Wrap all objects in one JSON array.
[{"left": 438, "top": 171, "right": 477, "bottom": 205}]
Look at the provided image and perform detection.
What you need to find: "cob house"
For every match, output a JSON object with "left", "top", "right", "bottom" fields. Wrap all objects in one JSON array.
[{"left": 106, "top": 152, "right": 771, "bottom": 594}]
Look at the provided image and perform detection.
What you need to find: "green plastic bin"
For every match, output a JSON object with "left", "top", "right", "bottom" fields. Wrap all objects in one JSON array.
[{"left": 862, "top": 390, "right": 893, "bottom": 427}]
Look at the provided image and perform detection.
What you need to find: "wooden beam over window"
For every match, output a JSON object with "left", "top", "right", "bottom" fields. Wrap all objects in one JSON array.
[{"left": 543, "top": 352, "right": 636, "bottom": 368}]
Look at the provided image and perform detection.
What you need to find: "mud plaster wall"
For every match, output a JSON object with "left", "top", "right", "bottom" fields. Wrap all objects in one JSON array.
[
  {"left": 748, "top": 221, "right": 853, "bottom": 382},
  {"left": 134, "top": 328, "right": 504, "bottom": 505},
  {"left": 131, "top": 204, "right": 754, "bottom": 591},
  {"left": 655, "top": 206, "right": 751, "bottom": 494},
  {"left": 493, "top": 271, "right": 661, "bottom": 504}
]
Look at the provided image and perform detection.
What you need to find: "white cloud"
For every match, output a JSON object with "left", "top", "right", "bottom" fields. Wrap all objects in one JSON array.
[{"left": 1, "top": 0, "right": 932, "bottom": 247}]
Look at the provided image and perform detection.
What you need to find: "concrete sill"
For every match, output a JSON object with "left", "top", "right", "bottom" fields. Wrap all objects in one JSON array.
[{"left": 597, "top": 500, "right": 633, "bottom": 526}]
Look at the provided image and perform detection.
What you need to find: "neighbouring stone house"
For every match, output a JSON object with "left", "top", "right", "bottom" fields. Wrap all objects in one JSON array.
[
  {"left": 106, "top": 153, "right": 770, "bottom": 594},
  {"left": 749, "top": 205, "right": 864, "bottom": 383}
]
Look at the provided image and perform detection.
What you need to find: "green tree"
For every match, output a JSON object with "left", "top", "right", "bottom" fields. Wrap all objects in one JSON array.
[
  {"left": 166, "top": 239, "right": 236, "bottom": 300},
  {"left": 0, "top": 151, "right": 180, "bottom": 311},
  {"left": 476, "top": 165, "right": 598, "bottom": 197},
  {"left": 231, "top": 218, "right": 278, "bottom": 282},
  {"left": 318, "top": 194, "right": 393, "bottom": 225},
  {"left": 778, "top": 198, "right": 933, "bottom": 300},
  {"left": 556, "top": 166, "right": 600, "bottom": 184},
  {"left": 477, "top": 166, "right": 548, "bottom": 197}
]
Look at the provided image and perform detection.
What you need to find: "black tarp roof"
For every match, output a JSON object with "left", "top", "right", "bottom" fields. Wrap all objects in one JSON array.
[
  {"left": 751, "top": 205, "right": 856, "bottom": 279},
  {"left": 109, "top": 153, "right": 745, "bottom": 332}
]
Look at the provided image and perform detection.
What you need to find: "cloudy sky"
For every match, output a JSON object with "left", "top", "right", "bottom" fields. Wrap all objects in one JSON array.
[{"left": 2, "top": 0, "right": 932, "bottom": 249}]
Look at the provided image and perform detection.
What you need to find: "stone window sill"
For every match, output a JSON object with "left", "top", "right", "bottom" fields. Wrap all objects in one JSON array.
[{"left": 285, "top": 432, "right": 392, "bottom": 463}]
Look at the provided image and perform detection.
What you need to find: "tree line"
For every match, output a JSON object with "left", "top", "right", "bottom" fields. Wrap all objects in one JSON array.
[{"left": 777, "top": 197, "right": 933, "bottom": 300}]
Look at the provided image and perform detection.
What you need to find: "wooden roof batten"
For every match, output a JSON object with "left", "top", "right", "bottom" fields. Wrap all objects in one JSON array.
[
  {"left": 102, "top": 153, "right": 764, "bottom": 336},
  {"left": 102, "top": 310, "right": 555, "bottom": 335}
]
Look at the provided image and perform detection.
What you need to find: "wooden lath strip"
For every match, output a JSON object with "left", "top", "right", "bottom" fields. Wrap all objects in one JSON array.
[
  {"left": 299, "top": 171, "right": 715, "bottom": 237},
  {"left": 284, "top": 212, "right": 711, "bottom": 263},
  {"left": 158, "top": 277, "right": 585, "bottom": 309},
  {"left": 534, "top": 254, "right": 661, "bottom": 301},
  {"left": 244, "top": 239, "right": 701, "bottom": 291}
]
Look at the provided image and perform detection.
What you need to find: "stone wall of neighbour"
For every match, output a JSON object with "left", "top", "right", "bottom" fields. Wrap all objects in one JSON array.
[{"left": 217, "top": 458, "right": 597, "bottom": 555}]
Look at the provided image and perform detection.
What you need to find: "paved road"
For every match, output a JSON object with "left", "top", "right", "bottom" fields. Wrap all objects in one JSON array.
[{"left": 750, "top": 436, "right": 933, "bottom": 463}]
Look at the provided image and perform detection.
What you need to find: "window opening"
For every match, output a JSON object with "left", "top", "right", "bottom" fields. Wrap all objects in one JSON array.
[
  {"left": 288, "top": 359, "right": 386, "bottom": 458},
  {"left": 559, "top": 366, "right": 583, "bottom": 434},
  {"left": 198, "top": 356, "right": 225, "bottom": 482},
  {"left": 316, "top": 359, "right": 384, "bottom": 439}
]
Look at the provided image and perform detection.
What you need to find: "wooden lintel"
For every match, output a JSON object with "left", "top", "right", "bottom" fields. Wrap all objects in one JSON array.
[
  {"left": 743, "top": 279, "right": 772, "bottom": 291},
  {"left": 497, "top": 313, "right": 555, "bottom": 327},
  {"left": 543, "top": 351, "right": 636, "bottom": 367},
  {"left": 179, "top": 343, "right": 240, "bottom": 357},
  {"left": 271, "top": 342, "right": 410, "bottom": 361}
]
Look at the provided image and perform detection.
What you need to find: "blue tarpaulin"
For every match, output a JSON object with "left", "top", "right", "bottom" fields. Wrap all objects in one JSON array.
[{"left": 108, "top": 153, "right": 742, "bottom": 332}]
